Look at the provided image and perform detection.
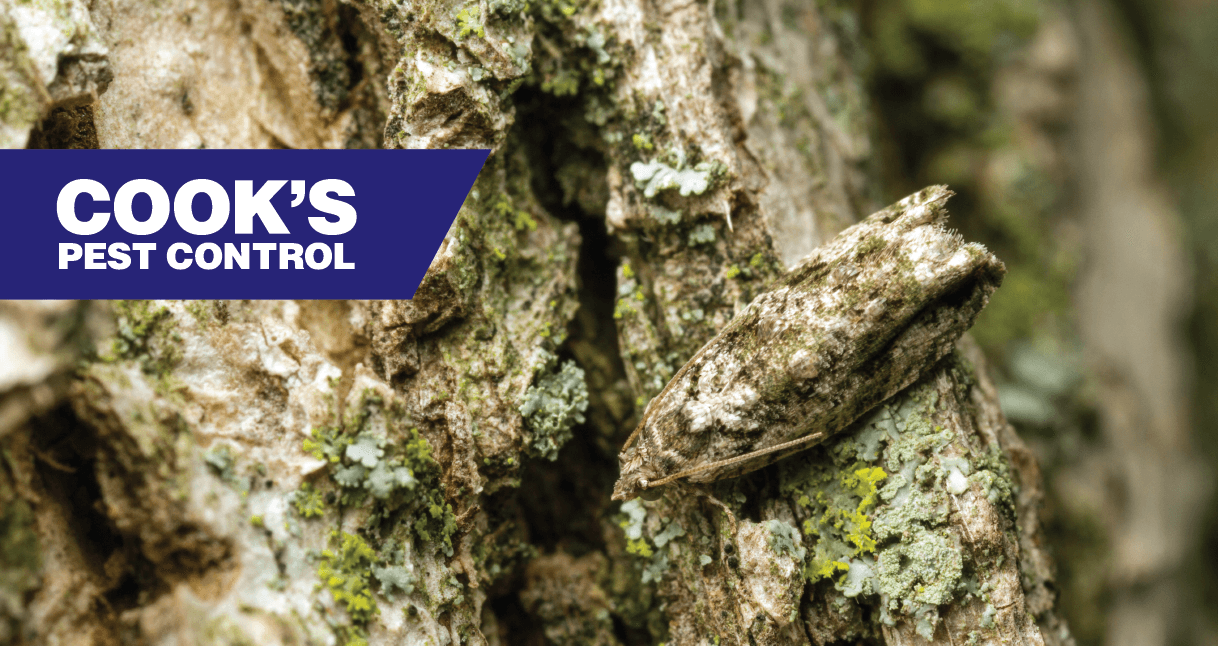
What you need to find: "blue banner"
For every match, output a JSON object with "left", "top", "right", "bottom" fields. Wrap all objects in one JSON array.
[{"left": 0, "top": 149, "right": 489, "bottom": 299}]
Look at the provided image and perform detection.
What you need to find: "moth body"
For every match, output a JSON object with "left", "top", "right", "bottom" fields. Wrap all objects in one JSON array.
[{"left": 612, "top": 186, "right": 1004, "bottom": 501}]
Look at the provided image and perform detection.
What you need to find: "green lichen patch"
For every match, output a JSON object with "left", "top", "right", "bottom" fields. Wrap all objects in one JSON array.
[
  {"left": 519, "top": 354, "right": 589, "bottom": 460},
  {"left": 531, "top": 10, "right": 621, "bottom": 101},
  {"left": 764, "top": 520, "right": 807, "bottom": 561},
  {"left": 299, "top": 390, "right": 457, "bottom": 556},
  {"left": 784, "top": 459, "right": 886, "bottom": 582},
  {"left": 875, "top": 527, "right": 962, "bottom": 608},
  {"left": 292, "top": 482, "right": 326, "bottom": 518},
  {"left": 203, "top": 442, "right": 249, "bottom": 493},
  {"left": 778, "top": 369, "right": 1011, "bottom": 634},
  {"left": 318, "top": 530, "right": 379, "bottom": 623},
  {"left": 371, "top": 539, "right": 415, "bottom": 596},
  {"left": 455, "top": 5, "right": 485, "bottom": 39},
  {"left": 99, "top": 300, "right": 182, "bottom": 383},
  {"left": 649, "top": 204, "right": 683, "bottom": 226},
  {"left": 616, "top": 499, "right": 685, "bottom": 585}
]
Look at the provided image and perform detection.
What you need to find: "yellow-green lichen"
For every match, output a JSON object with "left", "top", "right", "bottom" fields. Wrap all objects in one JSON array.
[
  {"left": 778, "top": 371, "right": 995, "bottom": 637},
  {"left": 100, "top": 300, "right": 182, "bottom": 385},
  {"left": 318, "top": 530, "right": 378, "bottom": 623},
  {"left": 293, "top": 482, "right": 326, "bottom": 518},
  {"left": 302, "top": 391, "right": 457, "bottom": 556},
  {"left": 455, "top": 6, "right": 485, "bottom": 39}
]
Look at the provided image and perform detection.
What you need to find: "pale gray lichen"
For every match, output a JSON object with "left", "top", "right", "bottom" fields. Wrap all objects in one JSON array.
[
  {"left": 520, "top": 359, "right": 589, "bottom": 460},
  {"left": 653, "top": 519, "right": 685, "bottom": 547},
  {"left": 688, "top": 223, "right": 716, "bottom": 246},
  {"left": 650, "top": 204, "right": 683, "bottom": 225},
  {"left": 372, "top": 541, "right": 415, "bottom": 596},
  {"left": 619, "top": 499, "right": 647, "bottom": 542},
  {"left": 629, "top": 160, "right": 714, "bottom": 198},
  {"left": 373, "top": 565, "right": 414, "bottom": 595},
  {"left": 875, "top": 527, "right": 962, "bottom": 608},
  {"left": 764, "top": 519, "right": 807, "bottom": 561},
  {"left": 334, "top": 464, "right": 368, "bottom": 488},
  {"left": 366, "top": 462, "right": 416, "bottom": 500},
  {"left": 641, "top": 550, "right": 670, "bottom": 584},
  {"left": 346, "top": 436, "right": 385, "bottom": 468}
]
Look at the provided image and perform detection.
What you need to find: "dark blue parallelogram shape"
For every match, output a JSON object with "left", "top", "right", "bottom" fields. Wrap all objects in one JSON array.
[{"left": 0, "top": 149, "right": 490, "bottom": 299}]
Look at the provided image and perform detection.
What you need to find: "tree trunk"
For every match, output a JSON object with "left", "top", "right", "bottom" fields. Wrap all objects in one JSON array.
[{"left": 0, "top": 1, "right": 1080, "bottom": 645}]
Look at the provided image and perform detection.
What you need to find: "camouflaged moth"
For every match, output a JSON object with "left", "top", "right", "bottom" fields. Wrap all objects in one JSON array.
[{"left": 612, "top": 186, "right": 1005, "bottom": 501}]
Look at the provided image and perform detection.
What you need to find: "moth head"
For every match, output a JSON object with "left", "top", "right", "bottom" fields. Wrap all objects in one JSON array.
[{"left": 612, "top": 443, "right": 665, "bottom": 501}]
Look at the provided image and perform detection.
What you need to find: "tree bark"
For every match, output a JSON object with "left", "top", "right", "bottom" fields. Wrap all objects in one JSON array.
[{"left": 0, "top": 0, "right": 1075, "bottom": 645}]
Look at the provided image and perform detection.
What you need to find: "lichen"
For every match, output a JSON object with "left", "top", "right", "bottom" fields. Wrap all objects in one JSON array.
[
  {"left": 519, "top": 355, "right": 589, "bottom": 461},
  {"left": 875, "top": 528, "right": 962, "bottom": 609},
  {"left": 318, "top": 530, "right": 379, "bottom": 623},
  {"left": 629, "top": 159, "right": 715, "bottom": 198},
  {"left": 649, "top": 204, "right": 683, "bottom": 226},
  {"left": 203, "top": 442, "right": 248, "bottom": 493},
  {"left": 778, "top": 372, "right": 991, "bottom": 634},
  {"left": 99, "top": 300, "right": 182, "bottom": 386},
  {"left": 301, "top": 391, "right": 457, "bottom": 555},
  {"left": 688, "top": 223, "right": 715, "bottom": 246},
  {"left": 619, "top": 499, "right": 649, "bottom": 555},
  {"left": 764, "top": 519, "right": 806, "bottom": 561},
  {"left": 455, "top": 6, "right": 485, "bottom": 39},
  {"left": 371, "top": 539, "right": 414, "bottom": 596},
  {"left": 292, "top": 482, "right": 326, "bottom": 518}
]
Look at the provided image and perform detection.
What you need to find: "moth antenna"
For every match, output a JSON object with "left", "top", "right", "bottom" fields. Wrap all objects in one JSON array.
[{"left": 642, "top": 430, "right": 825, "bottom": 489}]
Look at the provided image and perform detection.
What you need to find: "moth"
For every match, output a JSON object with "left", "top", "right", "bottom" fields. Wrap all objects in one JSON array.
[{"left": 612, "top": 186, "right": 1005, "bottom": 501}]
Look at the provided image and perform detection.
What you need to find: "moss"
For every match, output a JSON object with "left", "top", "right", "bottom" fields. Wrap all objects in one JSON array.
[
  {"left": 855, "top": 234, "right": 888, "bottom": 258},
  {"left": 184, "top": 300, "right": 230, "bottom": 328}
]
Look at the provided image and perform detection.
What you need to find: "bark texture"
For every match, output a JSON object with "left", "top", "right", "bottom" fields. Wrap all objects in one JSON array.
[{"left": 0, "top": 0, "right": 1082, "bottom": 645}]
